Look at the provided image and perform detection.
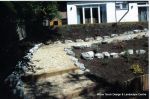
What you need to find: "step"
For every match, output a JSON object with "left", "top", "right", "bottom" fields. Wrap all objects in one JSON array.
[
  {"left": 23, "top": 70, "right": 97, "bottom": 99},
  {"left": 22, "top": 66, "right": 79, "bottom": 82}
]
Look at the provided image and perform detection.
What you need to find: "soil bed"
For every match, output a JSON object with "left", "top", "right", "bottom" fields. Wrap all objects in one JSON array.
[{"left": 73, "top": 37, "right": 148, "bottom": 83}]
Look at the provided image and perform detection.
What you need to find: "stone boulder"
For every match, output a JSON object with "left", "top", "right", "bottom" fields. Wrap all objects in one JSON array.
[
  {"left": 95, "top": 53, "right": 104, "bottom": 59},
  {"left": 69, "top": 56, "right": 78, "bottom": 63},
  {"left": 103, "top": 36, "right": 110, "bottom": 39},
  {"left": 133, "top": 29, "right": 141, "bottom": 33},
  {"left": 101, "top": 39, "right": 109, "bottom": 44},
  {"left": 119, "top": 51, "right": 126, "bottom": 56},
  {"left": 65, "top": 40, "right": 73, "bottom": 44},
  {"left": 127, "top": 49, "right": 134, "bottom": 55},
  {"left": 54, "top": 41, "right": 62, "bottom": 44},
  {"left": 95, "top": 36, "right": 103, "bottom": 41},
  {"left": 85, "top": 37, "right": 94, "bottom": 42},
  {"left": 136, "top": 49, "right": 146, "bottom": 54},
  {"left": 111, "top": 34, "right": 118, "bottom": 37},
  {"left": 81, "top": 51, "right": 94, "bottom": 60},
  {"left": 76, "top": 39, "right": 84, "bottom": 42},
  {"left": 75, "top": 61, "right": 85, "bottom": 70},
  {"left": 134, "top": 35, "right": 143, "bottom": 39},
  {"left": 102, "top": 52, "right": 110, "bottom": 58},
  {"left": 110, "top": 53, "right": 119, "bottom": 58},
  {"left": 73, "top": 44, "right": 90, "bottom": 49},
  {"left": 64, "top": 48, "right": 75, "bottom": 56}
]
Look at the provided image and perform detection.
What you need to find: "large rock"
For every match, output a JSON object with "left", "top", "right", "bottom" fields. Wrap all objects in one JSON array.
[
  {"left": 103, "top": 36, "right": 110, "bottom": 39},
  {"left": 95, "top": 53, "right": 104, "bottom": 59},
  {"left": 81, "top": 51, "right": 94, "bottom": 60},
  {"left": 128, "top": 31, "right": 134, "bottom": 34},
  {"left": 143, "top": 28, "right": 148, "bottom": 32},
  {"left": 54, "top": 41, "right": 62, "bottom": 44},
  {"left": 75, "top": 61, "right": 85, "bottom": 70},
  {"left": 134, "top": 35, "right": 143, "bottom": 39},
  {"left": 65, "top": 40, "right": 73, "bottom": 44},
  {"left": 64, "top": 48, "right": 75, "bottom": 56},
  {"left": 119, "top": 51, "right": 126, "bottom": 56},
  {"left": 73, "top": 44, "right": 90, "bottom": 49},
  {"left": 85, "top": 37, "right": 94, "bottom": 42},
  {"left": 111, "top": 34, "right": 118, "bottom": 37},
  {"left": 69, "top": 56, "right": 78, "bottom": 63},
  {"left": 102, "top": 52, "right": 110, "bottom": 58},
  {"left": 124, "top": 35, "right": 133, "bottom": 41},
  {"left": 95, "top": 36, "right": 103, "bottom": 41},
  {"left": 127, "top": 49, "right": 134, "bottom": 55},
  {"left": 101, "top": 39, "right": 109, "bottom": 44},
  {"left": 76, "top": 39, "right": 84, "bottom": 42},
  {"left": 133, "top": 29, "right": 141, "bottom": 33},
  {"left": 110, "top": 53, "right": 119, "bottom": 58},
  {"left": 136, "top": 49, "right": 146, "bottom": 54}
]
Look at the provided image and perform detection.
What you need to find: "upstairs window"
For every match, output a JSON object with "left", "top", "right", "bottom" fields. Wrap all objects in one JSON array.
[{"left": 116, "top": 3, "right": 128, "bottom": 10}]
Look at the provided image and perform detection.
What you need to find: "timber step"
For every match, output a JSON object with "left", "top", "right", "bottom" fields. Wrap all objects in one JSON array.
[
  {"left": 22, "top": 66, "right": 79, "bottom": 82},
  {"left": 24, "top": 70, "right": 97, "bottom": 99}
]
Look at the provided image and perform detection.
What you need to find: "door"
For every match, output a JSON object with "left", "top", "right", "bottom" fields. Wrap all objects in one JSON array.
[{"left": 138, "top": 7, "right": 149, "bottom": 22}]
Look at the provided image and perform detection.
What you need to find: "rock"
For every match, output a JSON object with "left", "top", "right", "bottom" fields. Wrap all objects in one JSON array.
[
  {"left": 123, "top": 32, "right": 129, "bottom": 35},
  {"left": 134, "top": 35, "right": 143, "bottom": 39},
  {"left": 110, "top": 53, "right": 119, "bottom": 58},
  {"left": 76, "top": 39, "right": 84, "bottom": 42},
  {"left": 143, "top": 28, "right": 148, "bottom": 32},
  {"left": 133, "top": 29, "right": 141, "bottom": 33},
  {"left": 81, "top": 51, "right": 94, "bottom": 60},
  {"left": 85, "top": 37, "right": 94, "bottom": 42},
  {"left": 64, "top": 48, "right": 75, "bottom": 56},
  {"left": 69, "top": 56, "right": 78, "bottom": 63},
  {"left": 144, "top": 32, "right": 149, "bottom": 37},
  {"left": 95, "top": 53, "right": 104, "bottom": 59},
  {"left": 136, "top": 49, "right": 146, "bottom": 54},
  {"left": 65, "top": 40, "right": 73, "bottom": 44},
  {"left": 111, "top": 34, "right": 118, "bottom": 37},
  {"left": 95, "top": 36, "right": 103, "bottom": 41},
  {"left": 54, "top": 41, "right": 62, "bottom": 44},
  {"left": 85, "top": 69, "right": 90, "bottom": 72},
  {"left": 75, "top": 62, "right": 85, "bottom": 70},
  {"left": 73, "top": 44, "right": 90, "bottom": 49},
  {"left": 124, "top": 35, "right": 133, "bottom": 41},
  {"left": 102, "top": 52, "right": 110, "bottom": 58},
  {"left": 127, "top": 49, "right": 134, "bottom": 55},
  {"left": 119, "top": 51, "right": 126, "bottom": 56},
  {"left": 128, "top": 31, "right": 134, "bottom": 34},
  {"left": 103, "top": 36, "right": 110, "bottom": 39},
  {"left": 76, "top": 70, "right": 85, "bottom": 75},
  {"left": 101, "top": 39, "right": 109, "bottom": 44}
]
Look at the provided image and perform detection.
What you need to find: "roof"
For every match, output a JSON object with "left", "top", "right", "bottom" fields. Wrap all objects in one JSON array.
[{"left": 59, "top": 11, "right": 67, "bottom": 19}]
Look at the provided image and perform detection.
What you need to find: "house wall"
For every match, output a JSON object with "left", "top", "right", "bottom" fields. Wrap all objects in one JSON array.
[
  {"left": 67, "top": 2, "right": 145, "bottom": 25},
  {"left": 116, "top": 3, "right": 138, "bottom": 22},
  {"left": 67, "top": 4, "right": 78, "bottom": 24},
  {"left": 106, "top": 2, "right": 116, "bottom": 23}
]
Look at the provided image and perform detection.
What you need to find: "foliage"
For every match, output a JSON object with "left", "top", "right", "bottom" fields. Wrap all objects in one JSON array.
[
  {"left": 130, "top": 64, "right": 144, "bottom": 74},
  {"left": 1, "top": 1, "right": 59, "bottom": 20}
]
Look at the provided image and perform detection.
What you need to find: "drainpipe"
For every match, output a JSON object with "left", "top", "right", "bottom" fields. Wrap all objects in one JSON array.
[
  {"left": 115, "top": 1, "right": 117, "bottom": 23},
  {"left": 118, "top": 2, "right": 130, "bottom": 22}
]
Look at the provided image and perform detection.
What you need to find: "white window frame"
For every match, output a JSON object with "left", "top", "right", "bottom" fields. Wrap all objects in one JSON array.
[{"left": 116, "top": 3, "right": 128, "bottom": 10}]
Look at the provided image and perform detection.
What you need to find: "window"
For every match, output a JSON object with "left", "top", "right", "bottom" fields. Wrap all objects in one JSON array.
[{"left": 116, "top": 3, "right": 128, "bottom": 10}]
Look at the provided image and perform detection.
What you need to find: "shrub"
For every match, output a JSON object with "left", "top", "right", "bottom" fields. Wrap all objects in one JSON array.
[{"left": 130, "top": 64, "right": 144, "bottom": 74}]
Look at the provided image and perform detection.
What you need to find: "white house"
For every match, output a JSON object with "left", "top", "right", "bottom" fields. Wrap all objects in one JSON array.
[{"left": 67, "top": 1, "right": 149, "bottom": 25}]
